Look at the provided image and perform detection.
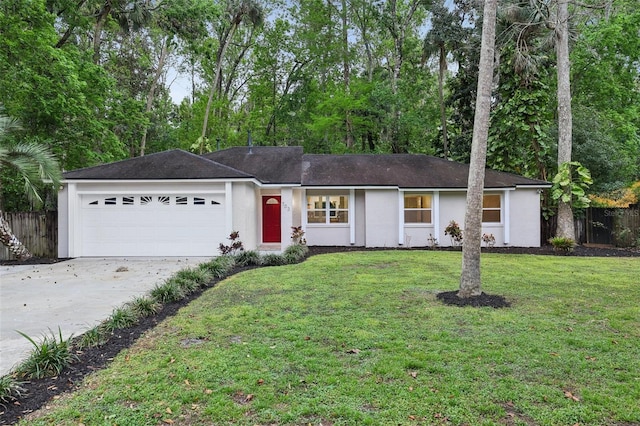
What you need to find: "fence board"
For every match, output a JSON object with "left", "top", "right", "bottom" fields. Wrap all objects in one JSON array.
[{"left": 0, "top": 211, "right": 57, "bottom": 260}]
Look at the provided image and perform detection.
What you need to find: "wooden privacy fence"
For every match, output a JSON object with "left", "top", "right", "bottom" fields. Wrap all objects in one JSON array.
[
  {"left": 543, "top": 206, "right": 640, "bottom": 247},
  {"left": 585, "top": 206, "right": 640, "bottom": 247},
  {"left": 1, "top": 211, "right": 57, "bottom": 260}
]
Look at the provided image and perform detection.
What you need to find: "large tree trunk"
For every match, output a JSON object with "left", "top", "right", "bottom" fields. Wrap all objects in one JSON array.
[
  {"left": 0, "top": 212, "right": 32, "bottom": 261},
  {"left": 555, "top": 0, "right": 574, "bottom": 240},
  {"left": 459, "top": 0, "right": 497, "bottom": 298}
]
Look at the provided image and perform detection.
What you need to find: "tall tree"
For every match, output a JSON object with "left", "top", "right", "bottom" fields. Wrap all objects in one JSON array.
[
  {"left": 459, "top": 0, "right": 497, "bottom": 298},
  {"left": 0, "top": 110, "right": 61, "bottom": 260},
  {"left": 198, "top": 0, "right": 264, "bottom": 154},
  {"left": 554, "top": 0, "right": 574, "bottom": 240},
  {"left": 423, "top": 0, "right": 466, "bottom": 159}
]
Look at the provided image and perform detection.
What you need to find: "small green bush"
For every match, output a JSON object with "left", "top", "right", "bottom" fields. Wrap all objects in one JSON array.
[
  {"left": 75, "top": 325, "right": 109, "bottom": 349},
  {"left": 0, "top": 375, "right": 26, "bottom": 405},
  {"left": 199, "top": 260, "right": 230, "bottom": 279},
  {"left": 151, "top": 280, "right": 186, "bottom": 303},
  {"left": 128, "top": 296, "right": 161, "bottom": 318},
  {"left": 167, "top": 276, "right": 199, "bottom": 295},
  {"left": 174, "top": 267, "right": 212, "bottom": 287},
  {"left": 261, "top": 253, "right": 287, "bottom": 266},
  {"left": 14, "top": 328, "right": 78, "bottom": 379},
  {"left": 102, "top": 306, "right": 138, "bottom": 332},
  {"left": 549, "top": 236, "right": 575, "bottom": 254},
  {"left": 283, "top": 243, "right": 309, "bottom": 264},
  {"left": 235, "top": 250, "right": 262, "bottom": 266}
]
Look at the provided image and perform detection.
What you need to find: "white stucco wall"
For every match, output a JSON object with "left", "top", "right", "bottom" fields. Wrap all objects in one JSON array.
[
  {"left": 438, "top": 192, "right": 467, "bottom": 247},
  {"left": 364, "top": 189, "right": 399, "bottom": 247},
  {"left": 57, "top": 185, "right": 69, "bottom": 258},
  {"left": 508, "top": 188, "right": 542, "bottom": 247},
  {"left": 232, "top": 182, "right": 259, "bottom": 250}
]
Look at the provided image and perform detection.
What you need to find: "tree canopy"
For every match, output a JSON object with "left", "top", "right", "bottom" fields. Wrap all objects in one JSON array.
[{"left": 1, "top": 0, "right": 638, "bottom": 211}]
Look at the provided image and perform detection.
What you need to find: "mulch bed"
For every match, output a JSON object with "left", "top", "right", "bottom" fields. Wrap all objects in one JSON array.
[{"left": 1, "top": 245, "right": 639, "bottom": 425}]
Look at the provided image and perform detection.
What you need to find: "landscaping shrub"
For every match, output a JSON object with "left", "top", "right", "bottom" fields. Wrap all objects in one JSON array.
[
  {"left": 174, "top": 267, "right": 212, "bottom": 287},
  {"left": 235, "top": 250, "right": 262, "bottom": 266},
  {"left": 14, "top": 328, "right": 78, "bottom": 379},
  {"left": 549, "top": 236, "right": 576, "bottom": 254},
  {"left": 151, "top": 280, "right": 186, "bottom": 303},
  {"left": 128, "top": 296, "right": 161, "bottom": 318},
  {"left": 283, "top": 243, "right": 309, "bottom": 264},
  {"left": 102, "top": 306, "right": 139, "bottom": 332},
  {"left": 75, "top": 326, "right": 109, "bottom": 349},
  {"left": 199, "top": 259, "right": 232, "bottom": 279},
  {"left": 261, "top": 253, "right": 287, "bottom": 266},
  {"left": 0, "top": 375, "right": 25, "bottom": 406}
]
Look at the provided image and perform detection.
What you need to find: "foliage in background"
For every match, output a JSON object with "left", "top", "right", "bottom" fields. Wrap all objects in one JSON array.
[
  {"left": 1, "top": 0, "right": 639, "bottom": 210},
  {"left": 551, "top": 161, "right": 593, "bottom": 210},
  {"left": 590, "top": 181, "right": 640, "bottom": 208}
]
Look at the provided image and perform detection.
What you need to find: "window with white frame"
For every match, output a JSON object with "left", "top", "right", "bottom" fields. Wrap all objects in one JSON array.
[
  {"left": 404, "top": 193, "right": 432, "bottom": 224},
  {"left": 482, "top": 194, "right": 501, "bottom": 222},
  {"left": 307, "top": 195, "right": 349, "bottom": 224}
]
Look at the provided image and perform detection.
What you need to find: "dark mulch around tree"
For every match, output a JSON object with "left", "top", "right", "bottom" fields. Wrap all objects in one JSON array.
[
  {"left": 436, "top": 290, "right": 511, "bottom": 308},
  {"left": 1, "top": 245, "right": 639, "bottom": 425}
]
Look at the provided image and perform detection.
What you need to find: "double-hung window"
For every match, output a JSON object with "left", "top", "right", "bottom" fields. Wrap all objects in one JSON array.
[
  {"left": 404, "top": 193, "right": 432, "bottom": 224},
  {"left": 307, "top": 195, "right": 349, "bottom": 224},
  {"left": 482, "top": 194, "right": 501, "bottom": 223}
]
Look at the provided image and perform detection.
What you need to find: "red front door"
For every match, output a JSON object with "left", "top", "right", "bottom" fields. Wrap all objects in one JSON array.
[{"left": 262, "top": 196, "right": 281, "bottom": 243}]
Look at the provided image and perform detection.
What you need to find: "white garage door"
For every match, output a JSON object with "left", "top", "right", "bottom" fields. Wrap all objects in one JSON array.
[{"left": 80, "top": 193, "right": 226, "bottom": 256}]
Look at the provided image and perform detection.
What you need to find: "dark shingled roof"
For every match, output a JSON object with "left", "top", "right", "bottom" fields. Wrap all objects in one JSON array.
[
  {"left": 203, "top": 146, "right": 303, "bottom": 184},
  {"left": 62, "top": 149, "right": 251, "bottom": 180},
  {"left": 62, "top": 146, "right": 549, "bottom": 188},
  {"left": 301, "top": 154, "right": 549, "bottom": 188}
]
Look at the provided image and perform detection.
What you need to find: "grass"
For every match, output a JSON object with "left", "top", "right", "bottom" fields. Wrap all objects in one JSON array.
[{"left": 19, "top": 251, "right": 640, "bottom": 425}]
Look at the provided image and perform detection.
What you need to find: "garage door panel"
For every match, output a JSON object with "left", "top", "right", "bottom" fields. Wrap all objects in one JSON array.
[{"left": 80, "top": 194, "right": 227, "bottom": 256}]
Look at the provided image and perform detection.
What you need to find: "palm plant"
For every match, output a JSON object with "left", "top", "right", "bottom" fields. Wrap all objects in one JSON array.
[{"left": 0, "top": 108, "right": 61, "bottom": 260}]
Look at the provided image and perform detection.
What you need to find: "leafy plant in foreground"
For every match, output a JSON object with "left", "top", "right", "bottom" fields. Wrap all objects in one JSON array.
[
  {"left": 128, "top": 296, "right": 161, "bottom": 318},
  {"left": 261, "top": 253, "right": 287, "bottom": 266},
  {"left": 444, "top": 220, "right": 463, "bottom": 246},
  {"left": 235, "top": 249, "right": 262, "bottom": 266},
  {"left": 0, "top": 375, "right": 26, "bottom": 406},
  {"left": 174, "top": 268, "right": 212, "bottom": 287},
  {"left": 14, "top": 328, "right": 78, "bottom": 379},
  {"left": 482, "top": 233, "right": 496, "bottom": 248},
  {"left": 151, "top": 280, "right": 186, "bottom": 303},
  {"left": 283, "top": 243, "right": 309, "bottom": 263},
  {"left": 75, "top": 326, "right": 109, "bottom": 349},
  {"left": 199, "top": 258, "right": 234, "bottom": 279},
  {"left": 102, "top": 306, "right": 138, "bottom": 332},
  {"left": 549, "top": 236, "right": 575, "bottom": 254},
  {"left": 219, "top": 231, "right": 244, "bottom": 255}
]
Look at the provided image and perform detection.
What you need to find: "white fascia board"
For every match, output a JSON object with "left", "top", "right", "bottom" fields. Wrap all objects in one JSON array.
[
  {"left": 513, "top": 184, "right": 552, "bottom": 189},
  {"left": 302, "top": 185, "right": 399, "bottom": 190},
  {"left": 59, "top": 178, "right": 258, "bottom": 185},
  {"left": 256, "top": 183, "right": 301, "bottom": 188}
]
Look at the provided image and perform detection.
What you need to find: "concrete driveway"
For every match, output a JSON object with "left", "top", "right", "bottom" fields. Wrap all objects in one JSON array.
[{"left": 0, "top": 257, "right": 209, "bottom": 376}]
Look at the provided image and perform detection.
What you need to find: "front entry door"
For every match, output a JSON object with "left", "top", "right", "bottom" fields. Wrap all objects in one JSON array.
[{"left": 262, "top": 196, "right": 281, "bottom": 243}]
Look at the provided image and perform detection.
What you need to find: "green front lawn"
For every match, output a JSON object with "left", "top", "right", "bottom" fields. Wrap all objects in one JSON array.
[{"left": 23, "top": 251, "right": 640, "bottom": 425}]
